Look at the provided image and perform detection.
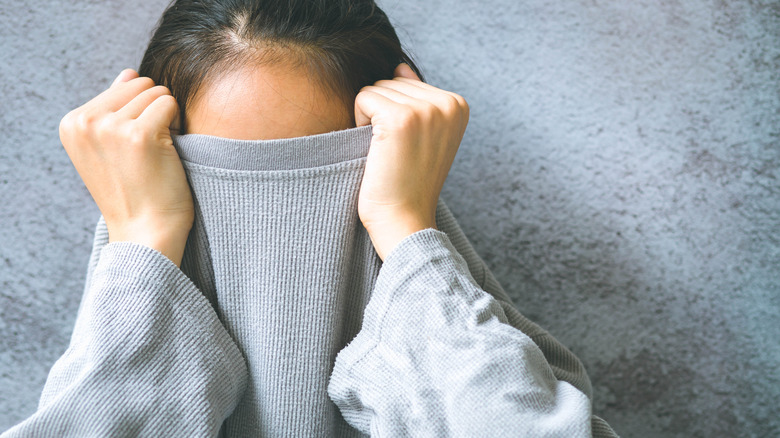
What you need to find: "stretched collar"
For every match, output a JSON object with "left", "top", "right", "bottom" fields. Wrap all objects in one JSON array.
[{"left": 173, "top": 125, "right": 373, "bottom": 171}]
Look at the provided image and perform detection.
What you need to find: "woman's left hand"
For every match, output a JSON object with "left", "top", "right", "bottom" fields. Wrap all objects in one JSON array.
[{"left": 355, "top": 64, "right": 469, "bottom": 260}]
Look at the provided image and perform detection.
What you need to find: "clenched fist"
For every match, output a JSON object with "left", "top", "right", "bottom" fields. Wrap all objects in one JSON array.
[
  {"left": 59, "top": 69, "right": 193, "bottom": 266},
  {"left": 356, "top": 64, "right": 469, "bottom": 260}
]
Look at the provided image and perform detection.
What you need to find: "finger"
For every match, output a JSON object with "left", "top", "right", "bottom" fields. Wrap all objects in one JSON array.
[
  {"left": 359, "top": 84, "right": 423, "bottom": 107},
  {"left": 354, "top": 88, "right": 407, "bottom": 127},
  {"left": 117, "top": 85, "right": 172, "bottom": 120},
  {"left": 394, "top": 63, "right": 421, "bottom": 81},
  {"left": 378, "top": 72, "right": 465, "bottom": 104},
  {"left": 111, "top": 69, "right": 139, "bottom": 88},
  {"left": 372, "top": 80, "right": 468, "bottom": 120},
  {"left": 137, "top": 94, "right": 180, "bottom": 133},
  {"left": 389, "top": 76, "right": 465, "bottom": 102},
  {"left": 91, "top": 76, "right": 157, "bottom": 114},
  {"left": 379, "top": 78, "right": 469, "bottom": 121},
  {"left": 370, "top": 79, "right": 451, "bottom": 105}
]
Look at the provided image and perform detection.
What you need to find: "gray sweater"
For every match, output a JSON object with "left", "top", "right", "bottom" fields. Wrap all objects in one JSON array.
[{"left": 3, "top": 126, "right": 617, "bottom": 437}]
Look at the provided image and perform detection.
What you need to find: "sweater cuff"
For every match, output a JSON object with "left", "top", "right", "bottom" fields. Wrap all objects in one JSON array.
[
  {"left": 16, "top": 241, "right": 249, "bottom": 437},
  {"left": 92, "top": 241, "right": 248, "bottom": 395},
  {"left": 382, "top": 228, "right": 454, "bottom": 268}
]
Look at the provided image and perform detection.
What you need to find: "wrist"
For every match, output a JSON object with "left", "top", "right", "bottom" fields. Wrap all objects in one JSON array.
[
  {"left": 107, "top": 217, "right": 192, "bottom": 267},
  {"left": 364, "top": 215, "right": 437, "bottom": 261}
]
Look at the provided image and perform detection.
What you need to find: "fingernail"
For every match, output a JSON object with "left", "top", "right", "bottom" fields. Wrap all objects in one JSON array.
[{"left": 111, "top": 70, "right": 126, "bottom": 86}]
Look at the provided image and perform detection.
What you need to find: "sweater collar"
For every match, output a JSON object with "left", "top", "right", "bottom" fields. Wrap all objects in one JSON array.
[{"left": 173, "top": 125, "right": 373, "bottom": 171}]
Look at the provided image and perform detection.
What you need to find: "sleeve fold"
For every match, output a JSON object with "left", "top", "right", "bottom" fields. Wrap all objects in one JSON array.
[
  {"left": 329, "top": 228, "right": 617, "bottom": 437},
  {"left": 3, "top": 237, "right": 248, "bottom": 438}
]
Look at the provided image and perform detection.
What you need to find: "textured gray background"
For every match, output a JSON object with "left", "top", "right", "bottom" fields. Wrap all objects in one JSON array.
[{"left": 1, "top": 0, "right": 778, "bottom": 436}]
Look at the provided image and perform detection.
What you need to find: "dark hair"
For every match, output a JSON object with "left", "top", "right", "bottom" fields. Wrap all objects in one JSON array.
[{"left": 139, "top": 0, "right": 423, "bottom": 131}]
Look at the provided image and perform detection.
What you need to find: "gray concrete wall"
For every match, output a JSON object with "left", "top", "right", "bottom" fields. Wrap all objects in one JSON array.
[{"left": 1, "top": 0, "right": 778, "bottom": 436}]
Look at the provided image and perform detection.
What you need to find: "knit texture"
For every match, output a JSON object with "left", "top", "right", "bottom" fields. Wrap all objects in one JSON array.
[
  {"left": 2, "top": 240, "right": 248, "bottom": 437},
  {"left": 2, "top": 126, "right": 616, "bottom": 437}
]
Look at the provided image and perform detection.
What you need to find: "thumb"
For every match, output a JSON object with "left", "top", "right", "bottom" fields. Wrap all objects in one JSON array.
[{"left": 394, "top": 63, "right": 421, "bottom": 81}]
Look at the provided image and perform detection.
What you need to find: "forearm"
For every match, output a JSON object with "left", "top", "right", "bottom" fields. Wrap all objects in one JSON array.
[
  {"left": 3, "top": 240, "right": 247, "bottom": 437},
  {"left": 329, "top": 229, "right": 609, "bottom": 437}
]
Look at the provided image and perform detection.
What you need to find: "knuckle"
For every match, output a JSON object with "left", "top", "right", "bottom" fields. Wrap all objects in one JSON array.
[
  {"left": 155, "top": 94, "right": 179, "bottom": 115},
  {"left": 94, "top": 115, "right": 117, "bottom": 140},
  {"left": 422, "top": 101, "right": 441, "bottom": 120},
  {"left": 59, "top": 112, "right": 76, "bottom": 146},
  {"left": 396, "top": 106, "right": 422, "bottom": 128},
  {"left": 151, "top": 85, "right": 171, "bottom": 96},
  {"left": 113, "top": 122, "right": 133, "bottom": 144},
  {"left": 59, "top": 110, "right": 76, "bottom": 135},
  {"left": 442, "top": 95, "right": 460, "bottom": 113},
  {"left": 397, "top": 105, "right": 416, "bottom": 120},
  {"left": 127, "top": 126, "right": 151, "bottom": 147},
  {"left": 454, "top": 93, "right": 469, "bottom": 111},
  {"left": 357, "top": 85, "right": 376, "bottom": 96},
  {"left": 440, "top": 93, "right": 469, "bottom": 119},
  {"left": 73, "top": 111, "right": 98, "bottom": 133},
  {"left": 158, "top": 93, "right": 177, "bottom": 105},
  {"left": 133, "top": 76, "right": 156, "bottom": 90}
]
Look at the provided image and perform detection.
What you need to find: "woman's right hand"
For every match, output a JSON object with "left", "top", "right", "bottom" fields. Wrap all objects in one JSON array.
[{"left": 59, "top": 69, "right": 193, "bottom": 266}]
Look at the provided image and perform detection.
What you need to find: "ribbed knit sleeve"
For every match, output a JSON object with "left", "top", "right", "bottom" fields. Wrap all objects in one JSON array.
[
  {"left": 328, "top": 228, "right": 618, "bottom": 437},
  {"left": 2, "top": 222, "right": 248, "bottom": 437}
]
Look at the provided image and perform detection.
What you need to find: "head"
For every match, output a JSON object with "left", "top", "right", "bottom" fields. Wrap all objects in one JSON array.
[{"left": 139, "top": 0, "right": 423, "bottom": 139}]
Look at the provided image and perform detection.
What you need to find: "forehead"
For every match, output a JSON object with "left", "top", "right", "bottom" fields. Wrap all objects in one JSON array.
[{"left": 185, "top": 63, "right": 351, "bottom": 140}]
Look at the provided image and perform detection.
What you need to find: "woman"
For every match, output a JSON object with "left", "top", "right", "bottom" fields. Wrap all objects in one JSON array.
[{"left": 3, "top": 0, "right": 616, "bottom": 436}]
